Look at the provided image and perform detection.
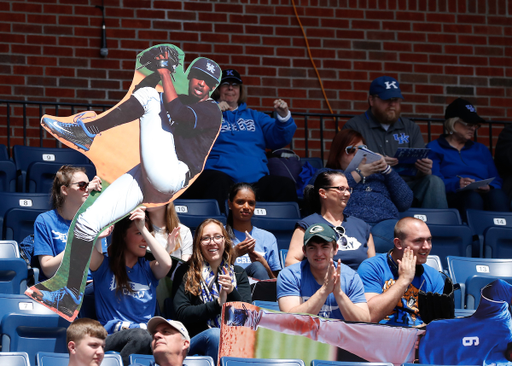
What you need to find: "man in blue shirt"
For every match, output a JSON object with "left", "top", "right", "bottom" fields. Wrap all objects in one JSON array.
[
  {"left": 358, "top": 217, "right": 445, "bottom": 326},
  {"left": 277, "top": 223, "right": 369, "bottom": 322}
]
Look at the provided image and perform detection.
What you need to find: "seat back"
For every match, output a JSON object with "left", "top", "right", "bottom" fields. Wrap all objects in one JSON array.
[
  {"left": 312, "top": 361, "right": 393, "bottom": 366},
  {"left": 425, "top": 255, "right": 443, "bottom": 272},
  {"left": 0, "top": 192, "right": 51, "bottom": 240},
  {"left": 253, "top": 201, "right": 301, "bottom": 219},
  {"left": 1, "top": 313, "right": 70, "bottom": 365},
  {"left": 399, "top": 208, "right": 462, "bottom": 225},
  {"left": 466, "top": 209, "right": 512, "bottom": 257},
  {"left": 102, "top": 353, "right": 124, "bottom": 366},
  {"left": 174, "top": 199, "right": 226, "bottom": 232},
  {"left": 447, "top": 256, "right": 512, "bottom": 309},
  {"left": 0, "top": 144, "right": 9, "bottom": 161},
  {"left": 0, "top": 160, "right": 17, "bottom": 192},
  {"left": 129, "top": 354, "right": 215, "bottom": 366},
  {"left": 0, "top": 352, "right": 31, "bottom": 366},
  {"left": 0, "top": 240, "right": 20, "bottom": 258},
  {"left": 0, "top": 258, "right": 29, "bottom": 294},
  {"left": 38, "top": 352, "right": 123, "bottom": 366},
  {"left": 13, "top": 146, "right": 90, "bottom": 192},
  {"left": 250, "top": 217, "right": 296, "bottom": 251},
  {"left": 4, "top": 208, "right": 47, "bottom": 244},
  {"left": 27, "top": 161, "right": 96, "bottom": 193},
  {"left": 0, "top": 293, "right": 55, "bottom": 322},
  {"left": 482, "top": 227, "right": 512, "bottom": 259},
  {"left": 427, "top": 225, "right": 473, "bottom": 270},
  {"left": 465, "top": 275, "right": 512, "bottom": 310},
  {"left": 221, "top": 357, "right": 305, "bottom": 366}
]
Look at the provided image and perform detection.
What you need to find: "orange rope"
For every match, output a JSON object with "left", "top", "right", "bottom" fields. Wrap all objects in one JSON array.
[{"left": 290, "top": 0, "right": 335, "bottom": 116}]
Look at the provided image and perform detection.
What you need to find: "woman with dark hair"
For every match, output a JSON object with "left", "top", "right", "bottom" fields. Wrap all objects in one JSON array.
[
  {"left": 34, "top": 165, "right": 102, "bottom": 281},
  {"left": 173, "top": 218, "right": 252, "bottom": 364},
  {"left": 182, "top": 68, "right": 298, "bottom": 210},
  {"left": 226, "top": 182, "right": 281, "bottom": 280},
  {"left": 146, "top": 202, "right": 193, "bottom": 261},
  {"left": 89, "top": 207, "right": 173, "bottom": 366},
  {"left": 286, "top": 170, "right": 375, "bottom": 270}
]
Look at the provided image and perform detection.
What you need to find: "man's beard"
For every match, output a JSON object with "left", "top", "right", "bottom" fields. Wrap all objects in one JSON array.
[{"left": 373, "top": 106, "right": 401, "bottom": 125}]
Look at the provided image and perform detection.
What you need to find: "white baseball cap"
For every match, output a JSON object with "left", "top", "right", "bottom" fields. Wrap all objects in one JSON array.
[{"left": 147, "top": 316, "right": 190, "bottom": 342}]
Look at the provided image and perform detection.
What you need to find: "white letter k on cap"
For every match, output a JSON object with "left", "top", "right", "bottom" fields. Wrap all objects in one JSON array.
[{"left": 384, "top": 81, "right": 398, "bottom": 89}]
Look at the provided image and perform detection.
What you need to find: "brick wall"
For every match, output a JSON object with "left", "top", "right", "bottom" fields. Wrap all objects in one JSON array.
[{"left": 1, "top": 0, "right": 511, "bottom": 158}]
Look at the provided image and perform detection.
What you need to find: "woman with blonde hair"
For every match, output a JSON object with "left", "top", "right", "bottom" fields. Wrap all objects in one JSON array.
[{"left": 173, "top": 218, "right": 252, "bottom": 364}]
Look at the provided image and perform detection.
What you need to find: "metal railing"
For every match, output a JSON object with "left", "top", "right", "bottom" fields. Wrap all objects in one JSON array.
[{"left": 1, "top": 99, "right": 511, "bottom": 162}]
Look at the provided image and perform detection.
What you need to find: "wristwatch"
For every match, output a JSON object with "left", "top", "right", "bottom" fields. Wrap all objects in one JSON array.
[{"left": 355, "top": 168, "right": 366, "bottom": 184}]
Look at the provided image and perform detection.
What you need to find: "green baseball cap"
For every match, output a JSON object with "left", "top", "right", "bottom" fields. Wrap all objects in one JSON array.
[{"left": 304, "top": 223, "right": 337, "bottom": 246}]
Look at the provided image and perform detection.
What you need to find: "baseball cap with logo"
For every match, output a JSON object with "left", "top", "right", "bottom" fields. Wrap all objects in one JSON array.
[
  {"left": 445, "top": 98, "right": 485, "bottom": 125},
  {"left": 303, "top": 223, "right": 337, "bottom": 246},
  {"left": 147, "top": 316, "right": 190, "bottom": 341},
  {"left": 369, "top": 76, "right": 404, "bottom": 100},
  {"left": 188, "top": 57, "right": 221, "bottom": 88},
  {"left": 221, "top": 69, "right": 243, "bottom": 84}
]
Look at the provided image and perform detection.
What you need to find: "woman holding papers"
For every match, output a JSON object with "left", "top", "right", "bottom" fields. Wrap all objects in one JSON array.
[{"left": 427, "top": 98, "right": 509, "bottom": 219}]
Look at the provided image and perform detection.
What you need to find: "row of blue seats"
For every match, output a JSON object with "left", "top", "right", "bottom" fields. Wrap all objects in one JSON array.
[{"left": 0, "top": 145, "right": 96, "bottom": 193}]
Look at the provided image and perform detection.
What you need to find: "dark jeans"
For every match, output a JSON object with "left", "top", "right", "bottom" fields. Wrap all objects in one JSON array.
[
  {"left": 105, "top": 328, "right": 152, "bottom": 366},
  {"left": 182, "top": 169, "right": 298, "bottom": 213},
  {"left": 245, "top": 261, "right": 270, "bottom": 280},
  {"left": 447, "top": 188, "right": 511, "bottom": 221}
]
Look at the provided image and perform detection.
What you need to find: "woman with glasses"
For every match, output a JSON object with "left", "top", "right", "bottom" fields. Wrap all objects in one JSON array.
[
  {"left": 173, "top": 218, "right": 251, "bottom": 364},
  {"left": 34, "top": 165, "right": 103, "bottom": 281},
  {"left": 181, "top": 68, "right": 298, "bottom": 210},
  {"left": 427, "top": 98, "right": 509, "bottom": 219}
]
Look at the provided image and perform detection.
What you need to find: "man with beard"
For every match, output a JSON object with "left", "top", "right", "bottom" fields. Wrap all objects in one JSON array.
[{"left": 343, "top": 76, "right": 447, "bottom": 209}]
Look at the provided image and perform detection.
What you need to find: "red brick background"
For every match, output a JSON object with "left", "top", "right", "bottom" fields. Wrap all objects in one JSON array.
[{"left": 1, "top": 0, "right": 511, "bottom": 157}]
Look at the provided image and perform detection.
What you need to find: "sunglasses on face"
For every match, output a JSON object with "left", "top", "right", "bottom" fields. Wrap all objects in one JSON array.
[
  {"left": 70, "top": 181, "right": 88, "bottom": 192},
  {"left": 221, "top": 82, "right": 240, "bottom": 88},
  {"left": 458, "top": 120, "right": 481, "bottom": 130},
  {"left": 345, "top": 145, "right": 367, "bottom": 155}
]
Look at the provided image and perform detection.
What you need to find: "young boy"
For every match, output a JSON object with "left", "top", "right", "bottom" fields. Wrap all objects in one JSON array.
[{"left": 67, "top": 318, "right": 108, "bottom": 366}]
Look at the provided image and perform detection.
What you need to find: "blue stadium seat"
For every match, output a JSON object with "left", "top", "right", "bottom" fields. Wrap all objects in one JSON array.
[
  {"left": 129, "top": 354, "right": 215, "bottom": 366},
  {"left": 0, "top": 258, "right": 29, "bottom": 294},
  {"left": 0, "top": 313, "right": 70, "bottom": 365},
  {"left": 399, "top": 208, "right": 462, "bottom": 225},
  {"left": 0, "top": 144, "right": 10, "bottom": 161},
  {"left": 0, "top": 160, "right": 17, "bottom": 192},
  {"left": 480, "top": 227, "right": 512, "bottom": 259},
  {"left": 301, "top": 157, "right": 323, "bottom": 169},
  {"left": 0, "top": 192, "right": 51, "bottom": 240},
  {"left": 427, "top": 224, "right": 473, "bottom": 270},
  {"left": 0, "top": 240, "right": 20, "bottom": 258},
  {"left": 4, "top": 208, "right": 47, "bottom": 244},
  {"left": 12, "top": 145, "right": 90, "bottom": 192},
  {"left": 425, "top": 255, "right": 443, "bottom": 272},
  {"left": 27, "top": 161, "right": 96, "bottom": 193},
  {"left": 249, "top": 201, "right": 301, "bottom": 251},
  {"left": 312, "top": 361, "right": 393, "bottom": 366},
  {"left": 253, "top": 300, "right": 280, "bottom": 311},
  {"left": 447, "top": 256, "right": 512, "bottom": 309},
  {"left": 173, "top": 199, "right": 226, "bottom": 232},
  {"left": 465, "top": 275, "right": 512, "bottom": 310},
  {"left": 279, "top": 249, "right": 288, "bottom": 268},
  {"left": 402, "top": 364, "right": 478, "bottom": 366},
  {"left": 221, "top": 357, "right": 305, "bottom": 366},
  {"left": 38, "top": 352, "right": 123, "bottom": 366},
  {"left": 0, "top": 293, "right": 55, "bottom": 325},
  {"left": 0, "top": 352, "right": 31, "bottom": 366},
  {"left": 466, "top": 209, "right": 512, "bottom": 258}
]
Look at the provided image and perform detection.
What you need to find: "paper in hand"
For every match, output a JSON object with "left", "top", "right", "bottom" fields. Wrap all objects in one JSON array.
[
  {"left": 457, "top": 177, "right": 495, "bottom": 191},
  {"left": 345, "top": 146, "right": 381, "bottom": 173}
]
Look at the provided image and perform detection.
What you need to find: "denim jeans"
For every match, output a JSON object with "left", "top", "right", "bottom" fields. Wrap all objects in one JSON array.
[
  {"left": 407, "top": 175, "right": 448, "bottom": 209},
  {"left": 245, "top": 261, "right": 270, "bottom": 280},
  {"left": 189, "top": 328, "right": 221, "bottom": 365}
]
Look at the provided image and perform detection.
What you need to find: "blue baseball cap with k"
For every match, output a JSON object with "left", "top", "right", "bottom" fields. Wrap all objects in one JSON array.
[{"left": 369, "top": 76, "right": 404, "bottom": 101}]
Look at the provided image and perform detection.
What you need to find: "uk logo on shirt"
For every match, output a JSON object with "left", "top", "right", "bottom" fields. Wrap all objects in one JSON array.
[{"left": 393, "top": 133, "right": 410, "bottom": 144}]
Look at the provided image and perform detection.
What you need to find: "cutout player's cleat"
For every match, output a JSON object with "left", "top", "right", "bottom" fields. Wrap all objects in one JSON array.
[
  {"left": 42, "top": 112, "right": 97, "bottom": 151},
  {"left": 224, "top": 303, "right": 262, "bottom": 331},
  {"left": 27, "top": 286, "right": 82, "bottom": 318}
]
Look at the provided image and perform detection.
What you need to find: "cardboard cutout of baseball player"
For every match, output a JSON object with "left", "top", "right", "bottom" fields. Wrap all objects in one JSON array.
[{"left": 25, "top": 44, "right": 223, "bottom": 321}]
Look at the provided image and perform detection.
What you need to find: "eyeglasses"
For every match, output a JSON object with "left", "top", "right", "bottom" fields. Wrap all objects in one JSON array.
[
  {"left": 324, "top": 186, "right": 353, "bottom": 194},
  {"left": 345, "top": 145, "right": 367, "bottom": 155},
  {"left": 458, "top": 120, "right": 481, "bottom": 130},
  {"left": 200, "top": 235, "right": 225, "bottom": 245},
  {"left": 221, "top": 82, "right": 240, "bottom": 88},
  {"left": 70, "top": 181, "right": 88, "bottom": 192}
]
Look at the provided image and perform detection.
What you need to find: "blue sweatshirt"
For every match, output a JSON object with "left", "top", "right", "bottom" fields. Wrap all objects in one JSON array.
[
  {"left": 204, "top": 103, "right": 297, "bottom": 183},
  {"left": 427, "top": 134, "right": 502, "bottom": 193}
]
